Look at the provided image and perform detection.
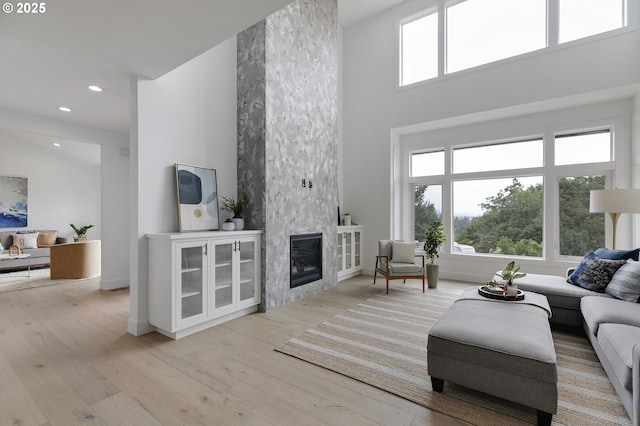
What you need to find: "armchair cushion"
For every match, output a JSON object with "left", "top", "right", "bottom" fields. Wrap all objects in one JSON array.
[
  {"left": 388, "top": 262, "right": 422, "bottom": 275},
  {"left": 392, "top": 241, "right": 416, "bottom": 263}
]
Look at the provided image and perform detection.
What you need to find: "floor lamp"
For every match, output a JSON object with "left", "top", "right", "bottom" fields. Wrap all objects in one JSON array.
[{"left": 590, "top": 189, "right": 640, "bottom": 249}]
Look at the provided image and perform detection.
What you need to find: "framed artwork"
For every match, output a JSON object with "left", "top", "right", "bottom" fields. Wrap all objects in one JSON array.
[
  {"left": 175, "top": 164, "right": 219, "bottom": 231},
  {"left": 0, "top": 176, "right": 27, "bottom": 228}
]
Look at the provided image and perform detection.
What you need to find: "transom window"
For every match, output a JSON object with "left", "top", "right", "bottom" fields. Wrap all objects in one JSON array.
[{"left": 399, "top": 0, "right": 629, "bottom": 86}]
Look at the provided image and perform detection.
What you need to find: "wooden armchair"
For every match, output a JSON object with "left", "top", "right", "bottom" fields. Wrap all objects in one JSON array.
[{"left": 374, "top": 240, "right": 425, "bottom": 293}]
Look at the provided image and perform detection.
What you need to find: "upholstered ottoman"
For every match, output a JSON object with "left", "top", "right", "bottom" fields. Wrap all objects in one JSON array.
[{"left": 427, "top": 287, "right": 557, "bottom": 425}]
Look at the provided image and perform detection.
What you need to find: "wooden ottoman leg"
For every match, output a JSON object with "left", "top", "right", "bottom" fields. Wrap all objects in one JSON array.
[{"left": 431, "top": 377, "right": 444, "bottom": 393}]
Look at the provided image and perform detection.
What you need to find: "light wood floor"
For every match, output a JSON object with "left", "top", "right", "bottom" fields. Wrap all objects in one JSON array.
[{"left": 0, "top": 274, "right": 472, "bottom": 426}]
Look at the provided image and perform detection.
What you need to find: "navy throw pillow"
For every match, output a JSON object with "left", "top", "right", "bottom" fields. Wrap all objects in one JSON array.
[
  {"left": 567, "top": 251, "right": 627, "bottom": 292},
  {"left": 594, "top": 247, "right": 640, "bottom": 261}
]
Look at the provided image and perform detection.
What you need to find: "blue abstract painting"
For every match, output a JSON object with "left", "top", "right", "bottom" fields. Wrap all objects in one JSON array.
[{"left": 0, "top": 176, "right": 27, "bottom": 227}]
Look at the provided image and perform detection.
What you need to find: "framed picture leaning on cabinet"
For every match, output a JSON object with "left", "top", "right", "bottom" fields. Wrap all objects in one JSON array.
[{"left": 175, "top": 164, "right": 219, "bottom": 231}]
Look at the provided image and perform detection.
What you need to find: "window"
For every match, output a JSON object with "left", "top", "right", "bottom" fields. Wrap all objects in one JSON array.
[
  {"left": 399, "top": 0, "right": 628, "bottom": 86},
  {"left": 453, "top": 177, "right": 543, "bottom": 256},
  {"left": 400, "top": 12, "right": 438, "bottom": 86},
  {"left": 559, "top": 0, "right": 627, "bottom": 44},
  {"left": 446, "top": 0, "right": 546, "bottom": 73},
  {"left": 412, "top": 151, "right": 445, "bottom": 177},
  {"left": 453, "top": 139, "right": 543, "bottom": 174},
  {"left": 414, "top": 184, "right": 442, "bottom": 240},
  {"left": 555, "top": 129, "right": 612, "bottom": 165},
  {"left": 405, "top": 124, "right": 615, "bottom": 260},
  {"left": 559, "top": 176, "right": 605, "bottom": 256}
]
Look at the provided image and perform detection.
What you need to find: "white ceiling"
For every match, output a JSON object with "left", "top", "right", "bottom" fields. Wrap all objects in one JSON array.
[{"left": 0, "top": 0, "right": 405, "bottom": 137}]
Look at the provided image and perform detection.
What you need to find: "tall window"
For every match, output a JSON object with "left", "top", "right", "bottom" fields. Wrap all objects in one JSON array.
[
  {"left": 559, "top": 176, "right": 605, "bottom": 256},
  {"left": 400, "top": 0, "right": 629, "bottom": 86},
  {"left": 555, "top": 129, "right": 612, "bottom": 165},
  {"left": 400, "top": 12, "right": 438, "bottom": 86},
  {"left": 446, "top": 0, "right": 546, "bottom": 73},
  {"left": 414, "top": 184, "right": 442, "bottom": 241}
]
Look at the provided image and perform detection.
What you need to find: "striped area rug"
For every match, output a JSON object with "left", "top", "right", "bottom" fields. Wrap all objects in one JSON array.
[{"left": 275, "top": 284, "right": 631, "bottom": 426}]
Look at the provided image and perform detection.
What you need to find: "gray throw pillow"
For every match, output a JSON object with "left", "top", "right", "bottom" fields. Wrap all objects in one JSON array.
[{"left": 605, "top": 261, "right": 640, "bottom": 302}]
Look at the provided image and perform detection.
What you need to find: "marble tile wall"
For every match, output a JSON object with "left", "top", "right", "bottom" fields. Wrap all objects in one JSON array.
[{"left": 237, "top": 0, "right": 338, "bottom": 310}]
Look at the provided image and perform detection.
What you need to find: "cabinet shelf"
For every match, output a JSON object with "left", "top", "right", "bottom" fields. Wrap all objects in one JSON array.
[
  {"left": 182, "top": 267, "right": 202, "bottom": 274},
  {"left": 181, "top": 289, "right": 202, "bottom": 298},
  {"left": 215, "top": 262, "right": 232, "bottom": 268},
  {"left": 215, "top": 282, "right": 232, "bottom": 290}
]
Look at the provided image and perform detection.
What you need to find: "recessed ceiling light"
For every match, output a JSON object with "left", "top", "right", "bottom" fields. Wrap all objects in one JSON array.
[
  {"left": 53, "top": 142, "right": 61, "bottom": 147},
  {"left": 88, "top": 85, "right": 102, "bottom": 92},
  {"left": 58, "top": 106, "right": 71, "bottom": 112}
]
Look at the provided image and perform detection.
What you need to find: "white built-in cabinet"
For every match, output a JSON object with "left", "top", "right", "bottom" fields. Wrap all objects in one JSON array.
[
  {"left": 147, "top": 230, "right": 261, "bottom": 339},
  {"left": 337, "top": 225, "right": 363, "bottom": 281}
]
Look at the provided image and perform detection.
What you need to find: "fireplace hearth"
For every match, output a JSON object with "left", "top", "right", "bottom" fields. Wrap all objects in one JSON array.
[{"left": 290, "top": 233, "right": 322, "bottom": 288}]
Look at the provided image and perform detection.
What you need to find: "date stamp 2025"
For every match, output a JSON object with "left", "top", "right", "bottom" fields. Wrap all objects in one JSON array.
[{"left": 3, "top": 2, "right": 46, "bottom": 14}]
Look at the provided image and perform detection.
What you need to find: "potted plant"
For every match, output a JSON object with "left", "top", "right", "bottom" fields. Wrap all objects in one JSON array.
[
  {"left": 221, "top": 194, "right": 249, "bottom": 231},
  {"left": 70, "top": 224, "right": 94, "bottom": 242},
  {"left": 496, "top": 260, "right": 526, "bottom": 286},
  {"left": 424, "top": 220, "right": 446, "bottom": 289}
]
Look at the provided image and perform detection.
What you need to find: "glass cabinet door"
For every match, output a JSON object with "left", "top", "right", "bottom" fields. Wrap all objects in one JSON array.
[
  {"left": 337, "top": 232, "right": 344, "bottom": 272},
  {"left": 345, "top": 232, "right": 352, "bottom": 270},
  {"left": 177, "top": 242, "right": 207, "bottom": 324},
  {"left": 354, "top": 231, "right": 361, "bottom": 268},
  {"left": 213, "top": 242, "right": 234, "bottom": 310},
  {"left": 238, "top": 239, "right": 257, "bottom": 303}
]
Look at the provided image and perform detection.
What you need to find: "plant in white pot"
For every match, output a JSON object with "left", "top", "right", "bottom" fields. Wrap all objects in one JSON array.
[
  {"left": 221, "top": 194, "right": 249, "bottom": 231},
  {"left": 424, "top": 220, "right": 446, "bottom": 289}
]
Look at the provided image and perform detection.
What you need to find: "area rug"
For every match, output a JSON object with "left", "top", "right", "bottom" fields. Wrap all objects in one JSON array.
[
  {"left": 275, "top": 284, "right": 632, "bottom": 426},
  {"left": 0, "top": 268, "right": 94, "bottom": 293}
]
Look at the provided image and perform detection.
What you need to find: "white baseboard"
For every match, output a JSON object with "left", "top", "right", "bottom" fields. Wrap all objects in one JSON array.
[{"left": 100, "top": 277, "right": 129, "bottom": 290}]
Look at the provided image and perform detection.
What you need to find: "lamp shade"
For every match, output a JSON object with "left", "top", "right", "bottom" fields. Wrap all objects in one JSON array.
[{"left": 590, "top": 189, "right": 640, "bottom": 214}]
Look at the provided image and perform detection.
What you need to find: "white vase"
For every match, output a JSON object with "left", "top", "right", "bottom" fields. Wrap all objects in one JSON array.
[
  {"left": 222, "top": 220, "right": 235, "bottom": 231},
  {"left": 232, "top": 217, "right": 244, "bottom": 231}
]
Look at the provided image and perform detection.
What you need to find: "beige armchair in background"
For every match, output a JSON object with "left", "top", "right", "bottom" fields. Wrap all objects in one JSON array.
[{"left": 50, "top": 240, "right": 101, "bottom": 279}]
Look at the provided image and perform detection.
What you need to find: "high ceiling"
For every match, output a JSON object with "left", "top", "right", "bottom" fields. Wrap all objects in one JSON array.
[{"left": 0, "top": 0, "right": 405, "bottom": 136}]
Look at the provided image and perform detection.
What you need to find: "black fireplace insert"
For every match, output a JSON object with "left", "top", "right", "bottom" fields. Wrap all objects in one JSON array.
[{"left": 290, "top": 233, "right": 322, "bottom": 288}]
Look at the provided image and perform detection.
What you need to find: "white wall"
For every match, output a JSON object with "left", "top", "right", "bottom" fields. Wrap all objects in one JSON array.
[
  {"left": 342, "top": 1, "right": 640, "bottom": 281},
  {"left": 0, "top": 129, "right": 100, "bottom": 239},
  {"left": 130, "top": 36, "right": 238, "bottom": 335}
]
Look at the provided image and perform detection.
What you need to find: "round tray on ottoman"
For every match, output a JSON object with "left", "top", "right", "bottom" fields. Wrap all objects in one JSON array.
[{"left": 478, "top": 285, "right": 525, "bottom": 301}]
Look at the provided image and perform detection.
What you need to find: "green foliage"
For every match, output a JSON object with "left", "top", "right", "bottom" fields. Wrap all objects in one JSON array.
[
  {"left": 70, "top": 224, "right": 94, "bottom": 237},
  {"left": 221, "top": 194, "right": 249, "bottom": 217},
  {"left": 414, "top": 185, "right": 440, "bottom": 239},
  {"left": 496, "top": 260, "right": 526, "bottom": 285},
  {"left": 455, "top": 179, "right": 543, "bottom": 256},
  {"left": 424, "top": 220, "right": 446, "bottom": 264},
  {"left": 559, "top": 176, "right": 605, "bottom": 256}
]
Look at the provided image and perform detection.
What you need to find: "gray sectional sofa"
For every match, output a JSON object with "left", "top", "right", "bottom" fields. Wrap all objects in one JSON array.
[
  {"left": 496, "top": 249, "right": 640, "bottom": 425},
  {"left": 0, "top": 230, "right": 73, "bottom": 270}
]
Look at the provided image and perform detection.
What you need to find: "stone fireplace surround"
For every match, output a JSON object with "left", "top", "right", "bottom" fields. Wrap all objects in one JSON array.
[{"left": 236, "top": 0, "right": 338, "bottom": 311}]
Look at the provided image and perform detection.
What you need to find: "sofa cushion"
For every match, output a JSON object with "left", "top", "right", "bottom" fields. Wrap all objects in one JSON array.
[
  {"left": 605, "top": 261, "right": 640, "bottom": 302},
  {"left": 597, "top": 323, "right": 640, "bottom": 392},
  {"left": 510, "top": 273, "right": 611, "bottom": 312},
  {"left": 567, "top": 252, "right": 626, "bottom": 292},
  {"left": 11, "top": 232, "right": 39, "bottom": 249},
  {"left": 36, "top": 230, "right": 58, "bottom": 247},
  {"left": 391, "top": 241, "right": 416, "bottom": 263},
  {"left": 581, "top": 296, "right": 640, "bottom": 335},
  {"left": 595, "top": 247, "right": 640, "bottom": 261}
]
